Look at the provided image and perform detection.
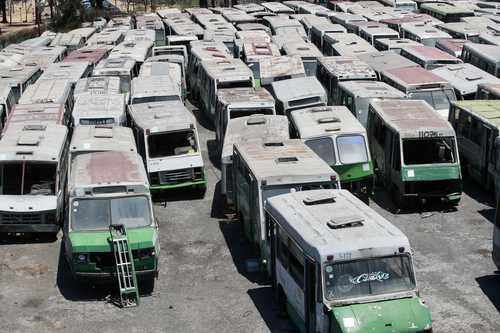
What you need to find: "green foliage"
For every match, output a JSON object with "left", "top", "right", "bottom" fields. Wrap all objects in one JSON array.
[{"left": 49, "top": 0, "right": 86, "bottom": 31}]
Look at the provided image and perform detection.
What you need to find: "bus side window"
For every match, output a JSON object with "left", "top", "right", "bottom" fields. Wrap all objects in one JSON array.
[
  {"left": 392, "top": 134, "right": 401, "bottom": 171},
  {"left": 277, "top": 226, "right": 289, "bottom": 267},
  {"left": 288, "top": 239, "right": 305, "bottom": 289},
  {"left": 470, "top": 117, "right": 482, "bottom": 145}
]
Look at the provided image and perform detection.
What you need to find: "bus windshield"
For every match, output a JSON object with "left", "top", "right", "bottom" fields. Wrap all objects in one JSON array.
[
  {"left": 228, "top": 108, "right": 274, "bottom": 119},
  {"left": 0, "top": 162, "right": 57, "bottom": 195},
  {"left": 324, "top": 255, "right": 415, "bottom": 301},
  {"left": 148, "top": 130, "right": 197, "bottom": 158},
  {"left": 336, "top": 135, "right": 368, "bottom": 164},
  {"left": 263, "top": 182, "right": 338, "bottom": 201},
  {"left": 403, "top": 137, "right": 456, "bottom": 165},
  {"left": 408, "top": 89, "right": 456, "bottom": 110},
  {"left": 132, "top": 95, "right": 181, "bottom": 104},
  {"left": 71, "top": 196, "right": 152, "bottom": 231}
]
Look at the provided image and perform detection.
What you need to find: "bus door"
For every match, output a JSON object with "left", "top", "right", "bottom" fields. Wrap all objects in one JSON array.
[{"left": 304, "top": 256, "right": 317, "bottom": 333}]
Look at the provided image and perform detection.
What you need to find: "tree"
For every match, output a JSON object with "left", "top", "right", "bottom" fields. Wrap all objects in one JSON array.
[
  {"left": 49, "top": 0, "right": 85, "bottom": 31},
  {"left": 0, "top": 0, "right": 7, "bottom": 23}
]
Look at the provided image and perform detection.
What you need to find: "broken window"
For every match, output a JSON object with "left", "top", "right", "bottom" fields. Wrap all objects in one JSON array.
[
  {"left": 403, "top": 137, "right": 456, "bottom": 165},
  {"left": 147, "top": 130, "right": 197, "bottom": 158},
  {"left": 0, "top": 162, "right": 56, "bottom": 195}
]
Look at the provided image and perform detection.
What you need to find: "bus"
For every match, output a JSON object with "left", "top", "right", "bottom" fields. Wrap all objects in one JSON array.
[
  {"left": 265, "top": 189, "right": 432, "bottom": 333},
  {"left": 128, "top": 101, "right": 206, "bottom": 192},
  {"left": 435, "top": 38, "right": 467, "bottom": 58},
  {"left": 400, "top": 45, "right": 463, "bottom": 70},
  {"left": 69, "top": 27, "right": 96, "bottom": 43},
  {"left": 381, "top": 66, "right": 457, "bottom": 118},
  {"left": 289, "top": 106, "right": 374, "bottom": 202},
  {"left": 108, "top": 40, "right": 154, "bottom": 71},
  {"left": 136, "top": 14, "right": 166, "bottom": 46},
  {"left": 282, "top": 40, "right": 322, "bottom": 77},
  {"left": 381, "top": 14, "right": 441, "bottom": 34},
  {"left": 93, "top": 57, "right": 138, "bottom": 96},
  {"left": 74, "top": 76, "right": 123, "bottom": 97},
  {"left": 263, "top": 16, "right": 307, "bottom": 37},
  {"left": 199, "top": 58, "right": 254, "bottom": 120},
  {"left": 215, "top": 87, "right": 276, "bottom": 151},
  {"left": 420, "top": 3, "right": 475, "bottom": 23},
  {"left": 374, "top": 38, "right": 422, "bottom": 53},
  {"left": 241, "top": 42, "right": 281, "bottom": 87},
  {"left": 65, "top": 150, "right": 159, "bottom": 288},
  {"left": 18, "top": 78, "right": 74, "bottom": 115},
  {"left": 316, "top": 56, "right": 377, "bottom": 105},
  {"left": 258, "top": 55, "right": 306, "bottom": 89},
  {"left": 232, "top": 139, "right": 340, "bottom": 264},
  {"left": 448, "top": 101, "right": 500, "bottom": 198},
  {"left": 358, "top": 23, "right": 400, "bottom": 46},
  {"left": 38, "top": 61, "right": 92, "bottom": 85},
  {"left": 322, "top": 33, "right": 377, "bottom": 57},
  {"left": 50, "top": 32, "right": 84, "bottom": 52},
  {"left": 221, "top": 115, "right": 289, "bottom": 207},
  {"left": 0, "top": 123, "right": 68, "bottom": 234},
  {"left": 331, "top": 13, "right": 367, "bottom": 33},
  {"left": 140, "top": 57, "right": 185, "bottom": 97},
  {"left": 271, "top": 76, "right": 327, "bottom": 115},
  {"left": 367, "top": 99, "right": 462, "bottom": 207},
  {"left": 130, "top": 75, "right": 182, "bottom": 105},
  {"left": 379, "top": 0, "right": 418, "bottom": 11},
  {"left": 479, "top": 32, "right": 500, "bottom": 46},
  {"left": 461, "top": 43, "right": 500, "bottom": 78},
  {"left": 357, "top": 51, "right": 419, "bottom": 79},
  {"left": 203, "top": 28, "right": 237, "bottom": 55},
  {"left": 124, "top": 29, "right": 156, "bottom": 45},
  {"left": 310, "top": 22, "right": 346, "bottom": 50},
  {"left": 20, "top": 46, "right": 67, "bottom": 70},
  {"left": 86, "top": 29, "right": 124, "bottom": 46},
  {"left": 401, "top": 22, "right": 452, "bottom": 47},
  {"left": 73, "top": 92, "right": 126, "bottom": 126},
  {"left": 436, "top": 22, "right": 485, "bottom": 43},
  {"left": 261, "top": 2, "right": 294, "bottom": 15},
  {"left": 0, "top": 83, "right": 16, "bottom": 129},
  {"left": 0, "top": 64, "right": 41, "bottom": 101},
  {"left": 63, "top": 47, "right": 110, "bottom": 72},
  {"left": 431, "top": 63, "right": 500, "bottom": 100}
]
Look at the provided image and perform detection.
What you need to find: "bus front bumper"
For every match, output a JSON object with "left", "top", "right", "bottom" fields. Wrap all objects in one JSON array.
[
  {"left": 74, "top": 268, "right": 157, "bottom": 283},
  {"left": 0, "top": 223, "right": 59, "bottom": 233}
]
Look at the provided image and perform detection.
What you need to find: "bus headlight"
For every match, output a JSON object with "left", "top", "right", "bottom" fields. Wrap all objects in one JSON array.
[{"left": 74, "top": 253, "right": 89, "bottom": 264}]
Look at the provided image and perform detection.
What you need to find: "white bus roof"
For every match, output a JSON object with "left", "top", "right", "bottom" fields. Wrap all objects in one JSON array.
[
  {"left": 318, "top": 57, "right": 377, "bottom": 80},
  {"left": 190, "top": 41, "right": 231, "bottom": 60},
  {"left": 201, "top": 58, "right": 253, "bottom": 83},
  {"left": 325, "top": 33, "right": 377, "bottom": 56},
  {"left": 124, "top": 29, "right": 156, "bottom": 43},
  {"left": 170, "top": 23, "right": 204, "bottom": 36},
  {"left": 73, "top": 92, "right": 125, "bottom": 121},
  {"left": 86, "top": 30, "right": 124, "bottom": 46},
  {"left": 131, "top": 75, "right": 181, "bottom": 100},
  {"left": 237, "top": 30, "right": 272, "bottom": 44},
  {"left": 69, "top": 27, "right": 96, "bottom": 40},
  {"left": 432, "top": 63, "right": 500, "bottom": 96},
  {"left": 338, "top": 80, "right": 407, "bottom": 99},
  {"left": 69, "top": 151, "right": 148, "bottom": 190},
  {"left": 290, "top": 106, "right": 366, "bottom": 139},
  {"left": 0, "top": 123, "right": 67, "bottom": 162},
  {"left": 265, "top": 189, "right": 410, "bottom": 261},
  {"left": 74, "top": 76, "right": 122, "bottom": 96},
  {"left": 4, "top": 103, "right": 65, "bottom": 130},
  {"left": 39, "top": 61, "right": 90, "bottom": 84},
  {"left": 18, "top": 78, "right": 71, "bottom": 105},
  {"left": 128, "top": 100, "right": 194, "bottom": 134},
  {"left": 93, "top": 57, "right": 137, "bottom": 76},
  {"left": 375, "top": 38, "right": 423, "bottom": 51},
  {"left": 357, "top": 50, "right": 418, "bottom": 73},
  {"left": 282, "top": 40, "right": 323, "bottom": 58},
  {"left": 259, "top": 55, "right": 306, "bottom": 85},
  {"left": 217, "top": 87, "right": 275, "bottom": 109},
  {"left": 50, "top": 33, "right": 84, "bottom": 48},
  {"left": 108, "top": 40, "right": 153, "bottom": 63},
  {"left": 222, "top": 114, "right": 289, "bottom": 163},
  {"left": 261, "top": 2, "right": 295, "bottom": 14},
  {"left": 70, "top": 125, "right": 137, "bottom": 155},
  {"left": 401, "top": 22, "right": 452, "bottom": 39},
  {"left": 234, "top": 139, "right": 338, "bottom": 186},
  {"left": 272, "top": 76, "right": 326, "bottom": 105},
  {"left": 0, "top": 65, "right": 41, "bottom": 87},
  {"left": 370, "top": 99, "right": 456, "bottom": 138}
]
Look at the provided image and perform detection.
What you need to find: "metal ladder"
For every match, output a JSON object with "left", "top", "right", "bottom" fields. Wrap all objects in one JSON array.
[{"left": 109, "top": 224, "right": 140, "bottom": 308}]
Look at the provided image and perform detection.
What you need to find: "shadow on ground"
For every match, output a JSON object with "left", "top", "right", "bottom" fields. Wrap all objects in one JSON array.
[
  {"left": 0, "top": 232, "right": 58, "bottom": 245},
  {"left": 476, "top": 274, "right": 500, "bottom": 313}
]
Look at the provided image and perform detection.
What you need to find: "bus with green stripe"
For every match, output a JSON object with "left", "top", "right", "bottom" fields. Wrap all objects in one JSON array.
[
  {"left": 265, "top": 189, "right": 433, "bottom": 333},
  {"left": 128, "top": 101, "right": 206, "bottom": 193},
  {"left": 289, "top": 106, "right": 373, "bottom": 203},
  {"left": 65, "top": 149, "right": 159, "bottom": 289},
  {"left": 367, "top": 99, "right": 462, "bottom": 208}
]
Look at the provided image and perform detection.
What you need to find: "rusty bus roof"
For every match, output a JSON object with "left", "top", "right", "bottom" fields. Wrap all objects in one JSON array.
[
  {"left": 236, "top": 23, "right": 271, "bottom": 34},
  {"left": 3, "top": 103, "right": 65, "bottom": 131},
  {"left": 451, "top": 100, "right": 500, "bottom": 129},
  {"left": 70, "top": 125, "right": 136, "bottom": 155},
  {"left": 170, "top": 23, "right": 205, "bottom": 36},
  {"left": 435, "top": 38, "right": 468, "bottom": 57},
  {"left": 236, "top": 30, "right": 271, "bottom": 43},
  {"left": 478, "top": 82, "right": 500, "bottom": 97},
  {"left": 370, "top": 99, "right": 455, "bottom": 138},
  {"left": 74, "top": 76, "right": 122, "bottom": 96},
  {"left": 70, "top": 151, "right": 147, "bottom": 189},
  {"left": 432, "top": 63, "right": 500, "bottom": 96},
  {"left": 357, "top": 51, "right": 419, "bottom": 73},
  {"left": 401, "top": 45, "right": 462, "bottom": 62},
  {"left": 190, "top": 41, "right": 231, "bottom": 60},
  {"left": 258, "top": 55, "right": 306, "bottom": 85},
  {"left": 234, "top": 3, "right": 265, "bottom": 13},
  {"left": 382, "top": 66, "right": 450, "bottom": 88},
  {"left": 290, "top": 105, "right": 366, "bottom": 139},
  {"left": 421, "top": 3, "right": 475, "bottom": 15},
  {"left": 183, "top": 7, "right": 213, "bottom": 16},
  {"left": 63, "top": 47, "right": 109, "bottom": 65},
  {"left": 217, "top": 87, "right": 275, "bottom": 108},
  {"left": 128, "top": 100, "right": 195, "bottom": 134},
  {"left": 234, "top": 139, "right": 337, "bottom": 185},
  {"left": 381, "top": 14, "right": 441, "bottom": 30},
  {"left": 19, "top": 46, "right": 66, "bottom": 70},
  {"left": 282, "top": 40, "right": 323, "bottom": 58},
  {"left": 108, "top": 40, "right": 154, "bottom": 63},
  {"left": 243, "top": 42, "right": 281, "bottom": 61},
  {"left": 18, "top": 78, "right": 72, "bottom": 105},
  {"left": 317, "top": 56, "right": 377, "bottom": 80},
  {"left": 124, "top": 29, "right": 156, "bottom": 43},
  {"left": 222, "top": 11, "right": 257, "bottom": 24},
  {"left": 0, "top": 123, "right": 68, "bottom": 162},
  {"left": 222, "top": 115, "right": 290, "bottom": 162}
]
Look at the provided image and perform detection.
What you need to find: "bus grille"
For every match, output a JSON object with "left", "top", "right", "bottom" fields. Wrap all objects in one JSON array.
[
  {"left": 0, "top": 212, "right": 56, "bottom": 225},
  {"left": 158, "top": 167, "right": 203, "bottom": 185}
]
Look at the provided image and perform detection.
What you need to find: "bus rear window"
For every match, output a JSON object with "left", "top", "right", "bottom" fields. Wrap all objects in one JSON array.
[
  {"left": 218, "top": 80, "right": 253, "bottom": 89},
  {"left": 0, "top": 162, "right": 57, "bottom": 195},
  {"left": 403, "top": 137, "right": 456, "bottom": 165},
  {"left": 229, "top": 108, "right": 274, "bottom": 119},
  {"left": 336, "top": 135, "right": 368, "bottom": 164},
  {"left": 148, "top": 130, "right": 197, "bottom": 158}
]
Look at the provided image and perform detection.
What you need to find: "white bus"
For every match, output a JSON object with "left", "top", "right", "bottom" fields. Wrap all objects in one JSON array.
[
  {"left": 93, "top": 57, "right": 138, "bottom": 96},
  {"left": 0, "top": 123, "right": 68, "bottom": 234},
  {"left": 74, "top": 76, "right": 123, "bottom": 97},
  {"left": 0, "top": 65, "right": 42, "bottom": 100},
  {"left": 18, "top": 78, "right": 74, "bottom": 115},
  {"left": 130, "top": 75, "right": 182, "bottom": 105},
  {"left": 271, "top": 76, "right": 327, "bottom": 115},
  {"left": 265, "top": 189, "right": 432, "bottom": 333},
  {"left": 72, "top": 92, "right": 126, "bottom": 126}
]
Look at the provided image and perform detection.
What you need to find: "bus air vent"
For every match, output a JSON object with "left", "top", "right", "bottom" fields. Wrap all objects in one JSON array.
[
  {"left": 466, "top": 75, "right": 482, "bottom": 81},
  {"left": 318, "top": 117, "right": 340, "bottom": 124},
  {"left": 154, "top": 113, "right": 169, "bottom": 119},
  {"left": 17, "top": 135, "right": 40, "bottom": 146},
  {"left": 303, "top": 192, "right": 335, "bottom": 205},
  {"left": 23, "top": 124, "right": 46, "bottom": 131},
  {"left": 311, "top": 106, "right": 331, "bottom": 113},
  {"left": 325, "top": 125, "right": 342, "bottom": 132},
  {"left": 276, "top": 156, "right": 298, "bottom": 163},
  {"left": 94, "top": 127, "right": 113, "bottom": 138},
  {"left": 327, "top": 215, "right": 364, "bottom": 229}
]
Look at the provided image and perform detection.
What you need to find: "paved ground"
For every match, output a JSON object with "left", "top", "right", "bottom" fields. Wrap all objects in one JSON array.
[{"left": 1, "top": 100, "right": 500, "bottom": 332}]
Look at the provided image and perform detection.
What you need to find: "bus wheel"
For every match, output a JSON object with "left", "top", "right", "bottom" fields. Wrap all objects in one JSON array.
[{"left": 391, "top": 187, "right": 408, "bottom": 212}]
